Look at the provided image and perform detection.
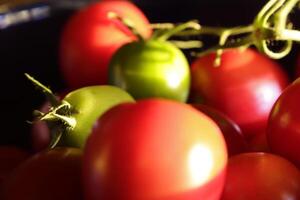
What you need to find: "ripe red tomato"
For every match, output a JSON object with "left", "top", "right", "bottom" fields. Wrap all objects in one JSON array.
[
  {"left": 221, "top": 152, "right": 300, "bottom": 200},
  {"left": 0, "top": 146, "right": 29, "bottom": 188},
  {"left": 59, "top": 0, "right": 152, "bottom": 89},
  {"left": 267, "top": 78, "right": 300, "bottom": 167},
  {"left": 190, "top": 48, "right": 289, "bottom": 139},
  {"left": 1, "top": 147, "right": 82, "bottom": 200},
  {"left": 191, "top": 104, "right": 248, "bottom": 156},
  {"left": 83, "top": 99, "right": 227, "bottom": 200}
]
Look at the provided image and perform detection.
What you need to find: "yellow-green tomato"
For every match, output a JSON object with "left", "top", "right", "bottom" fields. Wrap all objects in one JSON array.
[
  {"left": 60, "top": 85, "right": 135, "bottom": 148},
  {"left": 108, "top": 39, "right": 191, "bottom": 102}
]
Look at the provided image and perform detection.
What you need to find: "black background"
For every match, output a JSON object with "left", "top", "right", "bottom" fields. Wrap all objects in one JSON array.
[{"left": 0, "top": 0, "right": 298, "bottom": 148}]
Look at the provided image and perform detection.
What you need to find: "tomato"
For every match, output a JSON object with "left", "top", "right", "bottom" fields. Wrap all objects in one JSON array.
[
  {"left": 1, "top": 147, "right": 82, "bottom": 200},
  {"left": 108, "top": 39, "right": 190, "bottom": 102},
  {"left": 59, "top": 0, "right": 152, "bottom": 89},
  {"left": 267, "top": 78, "right": 300, "bottom": 167},
  {"left": 83, "top": 99, "right": 227, "bottom": 200},
  {"left": 191, "top": 104, "right": 248, "bottom": 156},
  {"left": 28, "top": 80, "right": 135, "bottom": 148},
  {"left": 0, "top": 146, "right": 30, "bottom": 188},
  {"left": 221, "top": 152, "right": 300, "bottom": 200},
  {"left": 190, "top": 48, "right": 289, "bottom": 138}
]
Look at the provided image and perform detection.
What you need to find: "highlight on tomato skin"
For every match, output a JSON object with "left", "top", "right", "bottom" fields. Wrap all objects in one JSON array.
[
  {"left": 59, "top": 0, "right": 152, "bottom": 89},
  {"left": 191, "top": 104, "right": 248, "bottom": 156},
  {"left": 221, "top": 152, "right": 300, "bottom": 200},
  {"left": 190, "top": 48, "right": 289, "bottom": 139},
  {"left": 83, "top": 98, "right": 228, "bottom": 200}
]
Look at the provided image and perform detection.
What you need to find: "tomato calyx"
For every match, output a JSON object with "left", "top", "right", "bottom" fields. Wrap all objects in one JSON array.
[{"left": 25, "top": 73, "right": 77, "bottom": 148}]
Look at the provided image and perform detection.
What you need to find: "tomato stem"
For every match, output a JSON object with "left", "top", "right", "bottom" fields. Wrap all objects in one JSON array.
[
  {"left": 151, "top": 0, "right": 300, "bottom": 60},
  {"left": 108, "top": 12, "right": 144, "bottom": 41},
  {"left": 25, "top": 73, "right": 61, "bottom": 107}
]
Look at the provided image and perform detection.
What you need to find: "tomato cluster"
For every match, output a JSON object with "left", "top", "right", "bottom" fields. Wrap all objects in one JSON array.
[{"left": 3, "top": 1, "right": 300, "bottom": 200}]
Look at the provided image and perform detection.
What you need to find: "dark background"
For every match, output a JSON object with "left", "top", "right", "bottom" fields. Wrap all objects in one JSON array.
[{"left": 0, "top": 0, "right": 298, "bottom": 148}]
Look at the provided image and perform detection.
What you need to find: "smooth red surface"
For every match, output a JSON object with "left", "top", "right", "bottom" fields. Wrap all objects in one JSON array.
[
  {"left": 0, "top": 146, "right": 30, "bottom": 187},
  {"left": 59, "top": 0, "right": 152, "bottom": 89},
  {"left": 191, "top": 104, "right": 248, "bottom": 156},
  {"left": 190, "top": 48, "right": 288, "bottom": 138},
  {"left": 2, "top": 148, "right": 83, "bottom": 200},
  {"left": 83, "top": 99, "right": 227, "bottom": 200},
  {"left": 267, "top": 78, "right": 300, "bottom": 167},
  {"left": 221, "top": 152, "right": 300, "bottom": 200}
]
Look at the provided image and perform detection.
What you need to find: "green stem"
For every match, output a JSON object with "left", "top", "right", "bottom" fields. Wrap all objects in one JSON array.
[
  {"left": 25, "top": 73, "right": 61, "bottom": 107},
  {"left": 154, "top": 20, "right": 201, "bottom": 41},
  {"left": 107, "top": 12, "right": 144, "bottom": 41}
]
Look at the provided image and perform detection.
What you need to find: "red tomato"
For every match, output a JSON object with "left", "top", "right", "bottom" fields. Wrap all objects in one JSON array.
[
  {"left": 83, "top": 99, "right": 227, "bottom": 200},
  {"left": 221, "top": 152, "right": 300, "bottom": 200},
  {"left": 267, "top": 78, "right": 300, "bottom": 167},
  {"left": 0, "top": 146, "right": 29, "bottom": 188},
  {"left": 190, "top": 48, "right": 289, "bottom": 139},
  {"left": 59, "top": 0, "right": 152, "bottom": 89},
  {"left": 2, "top": 147, "right": 82, "bottom": 200},
  {"left": 191, "top": 104, "right": 248, "bottom": 156}
]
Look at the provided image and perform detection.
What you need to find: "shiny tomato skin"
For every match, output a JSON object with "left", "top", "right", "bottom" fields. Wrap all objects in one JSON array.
[
  {"left": 190, "top": 48, "right": 289, "bottom": 138},
  {"left": 108, "top": 40, "right": 191, "bottom": 102},
  {"left": 83, "top": 99, "right": 227, "bottom": 200},
  {"left": 2, "top": 147, "right": 82, "bottom": 200},
  {"left": 191, "top": 104, "right": 248, "bottom": 156},
  {"left": 60, "top": 0, "right": 152, "bottom": 89},
  {"left": 221, "top": 152, "right": 300, "bottom": 200},
  {"left": 267, "top": 78, "right": 300, "bottom": 167}
]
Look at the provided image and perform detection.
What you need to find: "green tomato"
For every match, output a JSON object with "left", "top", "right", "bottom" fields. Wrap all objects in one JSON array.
[
  {"left": 108, "top": 39, "right": 190, "bottom": 102},
  {"left": 61, "top": 85, "right": 135, "bottom": 148},
  {"left": 36, "top": 85, "right": 135, "bottom": 149}
]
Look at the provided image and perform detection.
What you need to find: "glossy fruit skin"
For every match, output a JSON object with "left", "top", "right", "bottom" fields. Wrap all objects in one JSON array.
[
  {"left": 83, "top": 99, "right": 227, "bottom": 200},
  {"left": 191, "top": 104, "right": 248, "bottom": 156},
  {"left": 190, "top": 48, "right": 288, "bottom": 138},
  {"left": 59, "top": 0, "right": 152, "bottom": 89},
  {"left": 109, "top": 40, "right": 190, "bottom": 102},
  {"left": 1, "top": 147, "right": 82, "bottom": 200},
  {"left": 221, "top": 152, "right": 300, "bottom": 200},
  {"left": 267, "top": 78, "right": 300, "bottom": 167},
  {"left": 61, "top": 85, "right": 134, "bottom": 148}
]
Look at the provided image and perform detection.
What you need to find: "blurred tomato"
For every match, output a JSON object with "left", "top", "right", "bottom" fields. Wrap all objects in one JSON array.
[
  {"left": 83, "top": 99, "right": 227, "bottom": 200},
  {"left": 0, "top": 146, "right": 29, "bottom": 187},
  {"left": 2, "top": 147, "right": 82, "bottom": 200},
  {"left": 191, "top": 104, "right": 248, "bottom": 156},
  {"left": 267, "top": 78, "right": 300, "bottom": 167},
  {"left": 59, "top": 0, "right": 152, "bottom": 89},
  {"left": 190, "top": 48, "right": 288, "bottom": 138},
  {"left": 221, "top": 152, "right": 300, "bottom": 200}
]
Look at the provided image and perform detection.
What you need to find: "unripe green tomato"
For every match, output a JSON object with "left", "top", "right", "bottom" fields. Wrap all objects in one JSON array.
[
  {"left": 108, "top": 39, "right": 191, "bottom": 102},
  {"left": 60, "top": 85, "right": 135, "bottom": 148}
]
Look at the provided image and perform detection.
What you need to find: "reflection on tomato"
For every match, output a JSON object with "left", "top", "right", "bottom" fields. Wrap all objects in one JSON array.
[
  {"left": 2, "top": 147, "right": 82, "bottom": 200},
  {"left": 83, "top": 99, "right": 227, "bottom": 200},
  {"left": 221, "top": 152, "right": 300, "bottom": 200},
  {"left": 59, "top": 0, "right": 152, "bottom": 89},
  {"left": 267, "top": 78, "right": 300, "bottom": 167},
  {"left": 190, "top": 48, "right": 288, "bottom": 138},
  {"left": 191, "top": 104, "right": 248, "bottom": 156}
]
